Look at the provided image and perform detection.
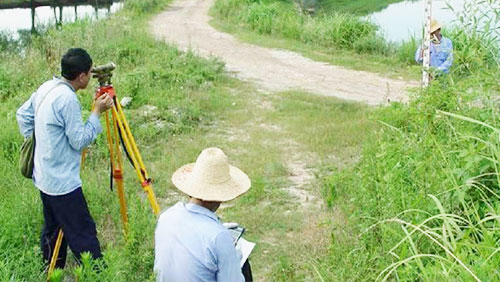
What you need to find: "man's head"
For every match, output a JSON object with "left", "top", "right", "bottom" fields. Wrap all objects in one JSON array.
[
  {"left": 61, "top": 48, "right": 93, "bottom": 90},
  {"left": 171, "top": 147, "right": 251, "bottom": 210},
  {"left": 430, "top": 19, "right": 442, "bottom": 42},
  {"left": 189, "top": 197, "right": 221, "bottom": 212}
]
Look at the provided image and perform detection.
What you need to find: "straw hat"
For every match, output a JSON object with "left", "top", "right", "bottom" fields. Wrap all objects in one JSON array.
[
  {"left": 172, "top": 148, "right": 251, "bottom": 202},
  {"left": 430, "top": 19, "right": 442, "bottom": 33}
]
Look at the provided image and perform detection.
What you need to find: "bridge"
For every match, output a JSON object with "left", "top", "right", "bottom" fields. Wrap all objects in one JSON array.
[{"left": 0, "top": 0, "right": 119, "bottom": 9}]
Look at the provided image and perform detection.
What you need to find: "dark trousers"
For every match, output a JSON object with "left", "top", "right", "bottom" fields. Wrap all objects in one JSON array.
[
  {"left": 242, "top": 259, "right": 253, "bottom": 282},
  {"left": 40, "top": 187, "right": 102, "bottom": 269}
]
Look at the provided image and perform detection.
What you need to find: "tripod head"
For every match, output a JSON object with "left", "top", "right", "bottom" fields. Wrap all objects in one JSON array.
[{"left": 92, "top": 62, "right": 116, "bottom": 86}]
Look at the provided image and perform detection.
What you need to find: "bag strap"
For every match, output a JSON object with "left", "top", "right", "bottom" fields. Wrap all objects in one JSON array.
[{"left": 35, "top": 81, "right": 69, "bottom": 117}]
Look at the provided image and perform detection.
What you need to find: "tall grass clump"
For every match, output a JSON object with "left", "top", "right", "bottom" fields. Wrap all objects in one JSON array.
[
  {"left": 0, "top": 0, "right": 230, "bottom": 281},
  {"left": 213, "top": 0, "right": 390, "bottom": 54},
  {"left": 446, "top": 0, "right": 500, "bottom": 76},
  {"left": 319, "top": 70, "right": 500, "bottom": 281},
  {"left": 124, "top": 0, "right": 166, "bottom": 14},
  {"left": 318, "top": 0, "right": 410, "bottom": 16},
  {"left": 316, "top": 1, "right": 500, "bottom": 280}
]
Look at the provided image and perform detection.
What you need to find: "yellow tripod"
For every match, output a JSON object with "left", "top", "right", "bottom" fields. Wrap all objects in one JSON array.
[{"left": 47, "top": 63, "right": 160, "bottom": 279}]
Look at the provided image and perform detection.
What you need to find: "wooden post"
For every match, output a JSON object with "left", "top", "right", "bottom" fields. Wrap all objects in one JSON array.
[
  {"left": 31, "top": 0, "right": 36, "bottom": 33},
  {"left": 422, "top": 0, "right": 432, "bottom": 87}
]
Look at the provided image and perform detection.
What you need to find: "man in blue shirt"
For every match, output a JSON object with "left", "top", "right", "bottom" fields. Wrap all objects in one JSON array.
[
  {"left": 155, "top": 147, "right": 252, "bottom": 281},
  {"left": 415, "top": 19, "right": 453, "bottom": 75},
  {"left": 16, "top": 48, "right": 113, "bottom": 268}
]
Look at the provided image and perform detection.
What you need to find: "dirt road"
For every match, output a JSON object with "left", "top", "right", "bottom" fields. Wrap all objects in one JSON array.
[{"left": 150, "top": 0, "right": 414, "bottom": 105}]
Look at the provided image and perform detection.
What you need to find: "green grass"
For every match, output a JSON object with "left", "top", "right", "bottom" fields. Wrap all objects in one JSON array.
[
  {"left": 315, "top": 1, "right": 500, "bottom": 279},
  {"left": 318, "top": 71, "right": 500, "bottom": 281},
  {"left": 267, "top": 91, "right": 372, "bottom": 158},
  {"left": 319, "top": 0, "right": 412, "bottom": 16},
  {"left": 196, "top": 88, "right": 373, "bottom": 280}
]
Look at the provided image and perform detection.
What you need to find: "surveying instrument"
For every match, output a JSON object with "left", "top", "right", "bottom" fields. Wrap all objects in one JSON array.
[{"left": 47, "top": 63, "right": 161, "bottom": 278}]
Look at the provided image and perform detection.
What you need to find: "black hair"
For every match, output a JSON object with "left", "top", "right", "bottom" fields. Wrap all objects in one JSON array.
[{"left": 61, "top": 48, "right": 93, "bottom": 80}]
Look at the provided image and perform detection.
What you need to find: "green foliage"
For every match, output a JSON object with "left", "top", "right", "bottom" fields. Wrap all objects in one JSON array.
[
  {"left": 213, "top": 0, "right": 387, "bottom": 53},
  {"left": 318, "top": 36, "right": 500, "bottom": 281},
  {"left": 449, "top": 29, "right": 500, "bottom": 76},
  {"left": 396, "top": 36, "right": 418, "bottom": 65},
  {"left": 352, "top": 34, "right": 389, "bottom": 55},
  {"left": 124, "top": 0, "right": 166, "bottom": 15},
  {"left": 312, "top": 2, "right": 500, "bottom": 279},
  {"left": 319, "top": 0, "right": 411, "bottom": 16},
  {"left": 0, "top": 0, "right": 229, "bottom": 280},
  {"left": 0, "top": 32, "right": 20, "bottom": 53}
]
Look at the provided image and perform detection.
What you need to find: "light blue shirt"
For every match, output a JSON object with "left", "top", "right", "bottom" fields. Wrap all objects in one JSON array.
[
  {"left": 415, "top": 37, "right": 453, "bottom": 74},
  {"left": 16, "top": 77, "right": 102, "bottom": 195},
  {"left": 154, "top": 202, "right": 244, "bottom": 282}
]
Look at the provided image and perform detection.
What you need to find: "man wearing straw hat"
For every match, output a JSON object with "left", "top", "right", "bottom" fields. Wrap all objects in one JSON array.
[
  {"left": 415, "top": 19, "right": 454, "bottom": 75},
  {"left": 154, "top": 147, "right": 251, "bottom": 282}
]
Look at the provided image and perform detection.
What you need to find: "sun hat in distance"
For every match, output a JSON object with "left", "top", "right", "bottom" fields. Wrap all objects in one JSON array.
[
  {"left": 430, "top": 19, "right": 442, "bottom": 33},
  {"left": 172, "top": 147, "right": 251, "bottom": 202}
]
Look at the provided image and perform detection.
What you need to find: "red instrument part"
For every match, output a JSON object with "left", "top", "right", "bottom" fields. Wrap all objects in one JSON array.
[{"left": 96, "top": 85, "right": 116, "bottom": 99}]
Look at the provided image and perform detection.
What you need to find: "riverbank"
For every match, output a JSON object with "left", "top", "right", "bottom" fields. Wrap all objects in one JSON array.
[
  {"left": 319, "top": 0, "right": 409, "bottom": 15},
  {"left": 211, "top": 0, "right": 421, "bottom": 80}
]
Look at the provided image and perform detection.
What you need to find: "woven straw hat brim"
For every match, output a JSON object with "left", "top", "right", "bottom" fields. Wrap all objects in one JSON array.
[
  {"left": 431, "top": 22, "right": 442, "bottom": 33},
  {"left": 172, "top": 163, "right": 251, "bottom": 202}
]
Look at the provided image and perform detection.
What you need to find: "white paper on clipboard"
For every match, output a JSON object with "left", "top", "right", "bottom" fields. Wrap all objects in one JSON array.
[{"left": 236, "top": 237, "right": 255, "bottom": 267}]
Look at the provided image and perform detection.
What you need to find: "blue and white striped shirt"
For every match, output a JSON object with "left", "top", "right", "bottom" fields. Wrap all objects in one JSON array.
[{"left": 16, "top": 77, "right": 102, "bottom": 195}]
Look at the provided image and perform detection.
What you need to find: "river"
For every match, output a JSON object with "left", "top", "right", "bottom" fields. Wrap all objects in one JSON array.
[
  {"left": 367, "top": 0, "right": 499, "bottom": 42},
  {"left": 0, "top": 1, "right": 123, "bottom": 39}
]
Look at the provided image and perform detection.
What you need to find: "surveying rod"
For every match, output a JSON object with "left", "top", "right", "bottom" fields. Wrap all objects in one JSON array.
[{"left": 422, "top": 0, "right": 432, "bottom": 87}]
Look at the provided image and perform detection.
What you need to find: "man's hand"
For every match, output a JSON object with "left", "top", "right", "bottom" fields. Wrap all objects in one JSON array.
[{"left": 93, "top": 93, "right": 113, "bottom": 115}]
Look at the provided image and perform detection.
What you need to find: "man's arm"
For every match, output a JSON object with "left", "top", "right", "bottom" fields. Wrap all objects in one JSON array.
[
  {"left": 16, "top": 92, "right": 36, "bottom": 138},
  {"left": 60, "top": 95, "right": 102, "bottom": 151},
  {"left": 214, "top": 231, "right": 245, "bottom": 282},
  {"left": 415, "top": 44, "right": 423, "bottom": 63}
]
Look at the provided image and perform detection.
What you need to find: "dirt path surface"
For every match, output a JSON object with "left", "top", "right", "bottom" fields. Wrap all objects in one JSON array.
[{"left": 150, "top": 0, "right": 414, "bottom": 105}]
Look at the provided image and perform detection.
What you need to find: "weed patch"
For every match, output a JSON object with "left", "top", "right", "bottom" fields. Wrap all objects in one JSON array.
[
  {"left": 0, "top": 0, "right": 231, "bottom": 280},
  {"left": 319, "top": 43, "right": 500, "bottom": 282}
]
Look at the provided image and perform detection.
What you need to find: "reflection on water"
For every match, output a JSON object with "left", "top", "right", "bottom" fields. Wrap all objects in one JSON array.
[
  {"left": 0, "top": 1, "right": 123, "bottom": 38},
  {"left": 367, "top": 0, "right": 489, "bottom": 42}
]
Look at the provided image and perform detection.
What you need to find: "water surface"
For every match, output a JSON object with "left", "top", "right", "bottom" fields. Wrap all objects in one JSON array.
[
  {"left": 0, "top": 2, "right": 123, "bottom": 38},
  {"left": 367, "top": 0, "right": 488, "bottom": 42}
]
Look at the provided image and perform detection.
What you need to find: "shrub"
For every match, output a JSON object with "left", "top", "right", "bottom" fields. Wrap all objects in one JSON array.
[{"left": 124, "top": 0, "right": 165, "bottom": 15}]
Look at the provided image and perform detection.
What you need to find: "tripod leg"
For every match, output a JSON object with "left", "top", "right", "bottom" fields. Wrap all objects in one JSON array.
[
  {"left": 47, "top": 229, "right": 64, "bottom": 279},
  {"left": 115, "top": 100, "right": 149, "bottom": 178},
  {"left": 111, "top": 106, "right": 160, "bottom": 215},
  {"left": 111, "top": 112, "right": 128, "bottom": 232}
]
